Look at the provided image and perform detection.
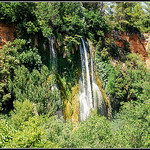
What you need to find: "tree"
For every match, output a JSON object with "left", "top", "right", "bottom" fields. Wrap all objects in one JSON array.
[
  {"left": 82, "top": 2, "right": 104, "bottom": 14},
  {"left": 9, "top": 65, "right": 61, "bottom": 116},
  {"left": 0, "top": 2, "right": 39, "bottom": 38},
  {"left": 18, "top": 47, "right": 42, "bottom": 72},
  {"left": 113, "top": 2, "right": 136, "bottom": 29},
  {"left": 84, "top": 9, "right": 108, "bottom": 43},
  {"left": 10, "top": 99, "right": 34, "bottom": 128},
  {"left": 36, "top": 2, "right": 85, "bottom": 37},
  {"left": 0, "top": 114, "right": 59, "bottom": 148},
  {"left": 0, "top": 39, "right": 25, "bottom": 113},
  {"left": 109, "top": 99, "right": 150, "bottom": 148}
]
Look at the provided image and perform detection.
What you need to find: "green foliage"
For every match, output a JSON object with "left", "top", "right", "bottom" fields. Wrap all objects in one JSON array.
[
  {"left": 1, "top": 99, "right": 149, "bottom": 148},
  {"left": 109, "top": 99, "right": 150, "bottom": 148},
  {"left": 0, "top": 2, "right": 39, "bottom": 38},
  {"left": 113, "top": 63, "right": 128, "bottom": 102},
  {"left": 84, "top": 9, "right": 108, "bottom": 43},
  {"left": 0, "top": 40, "right": 23, "bottom": 112},
  {"left": 0, "top": 2, "right": 16, "bottom": 22},
  {"left": 0, "top": 116, "right": 15, "bottom": 148},
  {"left": 100, "top": 37, "right": 120, "bottom": 60},
  {"left": 104, "top": 2, "right": 150, "bottom": 33},
  {"left": 0, "top": 38, "right": 56, "bottom": 114},
  {"left": 63, "top": 35, "right": 81, "bottom": 62},
  {"left": 36, "top": 2, "right": 85, "bottom": 37},
  {"left": 45, "top": 116, "right": 75, "bottom": 148},
  {"left": 140, "top": 14, "right": 150, "bottom": 33},
  {"left": 25, "top": 21, "right": 39, "bottom": 34},
  {"left": 62, "top": 3, "right": 86, "bottom": 35},
  {"left": 106, "top": 72, "right": 116, "bottom": 96},
  {"left": 10, "top": 99, "right": 34, "bottom": 128},
  {"left": 72, "top": 113, "right": 111, "bottom": 148},
  {"left": 8, "top": 116, "right": 58, "bottom": 148},
  {"left": 18, "top": 47, "right": 42, "bottom": 72},
  {"left": 40, "top": 112, "right": 111, "bottom": 148},
  {"left": 9, "top": 65, "right": 61, "bottom": 116},
  {"left": 35, "top": 1, "right": 108, "bottom": 44},
  {"left": 95, "top": 50, "right": 115, "bottom": 89},
  {"left": 0, "top": 115, "right": 59, "bottom": 148},
  {"left": 96, "top": 42, "right": 150, "bottom": 112},
  {"left": 82, "top": 2, "right": 104, "bottom": 13},
  {"left": 112, "top": 53, "right": 150, "bottom": 109},
  {"left": 112, "top": 2, "right": 137, "bottom": 30}
]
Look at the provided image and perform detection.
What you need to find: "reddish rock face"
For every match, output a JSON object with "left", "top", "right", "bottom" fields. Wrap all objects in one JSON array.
[
  {"left": 115, "top": 32, "right": 148, "bottom": 61},
  {"left": 0, "top": 21, "right": 16, "bottom": 49}
]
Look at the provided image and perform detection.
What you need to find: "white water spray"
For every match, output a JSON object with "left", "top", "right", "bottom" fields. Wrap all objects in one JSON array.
[
  {"left": 88, "top": 41, "right": 105, "bottom": 116},
  {"left": 49, "top": 36, "right": 62, "bottom": 118},
  {"left": 79, "top": 38, "right": 93, "bottom": 121},
  {"left": 79, "top": 38, "right": 105, "bottom": 121},
  {"left": 49, "top": 36, "right": 57, "bottom": 71}
]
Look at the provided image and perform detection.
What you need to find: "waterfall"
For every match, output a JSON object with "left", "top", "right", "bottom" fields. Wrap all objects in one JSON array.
[
  {"left": 49, "top": 36, "right": 58, "bottom": 90},
  {"left": 49, "top": 36, "right": 62, "bottom": 118},
  {"left": 88, "top": 41, "right": 106, "bottom": 116},
  {"left": 49, "top": 36, "right": 57, "bottom": 71},
  {"left": 79, "top": 38, "right": 105, "bottom": 121},
  {"left": 79, "top": 38, "right": 93, "bottom": 121}
]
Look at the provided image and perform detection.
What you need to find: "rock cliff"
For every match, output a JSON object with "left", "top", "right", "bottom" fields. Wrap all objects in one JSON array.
[
  {"left": 0, "top": 21, "right": 16, "bottom": 49},
  {"left": 115, "top": 32, "right": 149, "bottom": 62}
]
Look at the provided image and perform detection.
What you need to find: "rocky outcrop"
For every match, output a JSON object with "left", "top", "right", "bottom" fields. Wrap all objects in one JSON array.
[
  {"left": 115, "top": 32, "right": 149, "bottom": 62},
  {"left": 143, "top": 32, "right": 150, "bottom": 69},
  {"left": 0, "top": 21, "right": 17, "bottom": 49}
]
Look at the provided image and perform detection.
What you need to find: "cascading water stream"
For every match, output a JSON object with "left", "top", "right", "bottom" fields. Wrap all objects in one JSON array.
[
  {"left": 88, "top": 41, "right": 105, "bottom": 116},
  {"left": 48, "top": 36, "right": 105, "bottom": 120},
  {"left": 79, "top": 38, "right": 106, "bottom": 121},
  {"left": 79, "top": 38, "right": 93, "bottom": 121},
  {"left": 49, "top": 36, "right": 62, "bottom": 118},
  {"left": 49, "top": 36, "right": 58, "bottom": 90},
  {"left": 49, "top": 36, "right": 57, "bottom": 71}
]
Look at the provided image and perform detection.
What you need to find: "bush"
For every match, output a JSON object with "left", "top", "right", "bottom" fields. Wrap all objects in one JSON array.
[
  {"left": 72, "top": 112, "right": 111, "bottom": 148},
  {"left": 1, "top": 115, "right": 59, "bottom": 148},
  {"left": 18, "top": 47, "right": 42, "bottom": 72},
  {"left": 0, "top": 116, "right": 15, "bottom": 148},
  {"left": 10, "top": 99, "right": 34, "bottom": 128},
  {"left": 9, "top": 65, "right": 61, "bottom": 116},
  {"left": 45, "top": 116, "right": 75, "bottom": 148},
  {"left": 109, "top": 99, "right": 150, "bottom": 148}
]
